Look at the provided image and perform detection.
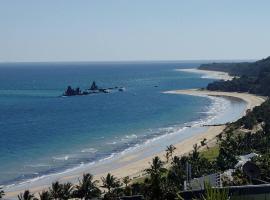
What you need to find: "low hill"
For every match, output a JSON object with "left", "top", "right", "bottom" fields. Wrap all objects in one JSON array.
[
  {"left": 199, "top": 57, "right": 270, "bottom": 96},
  {"left": 199, "top": 57, "right": 270, "bottom": 77}
]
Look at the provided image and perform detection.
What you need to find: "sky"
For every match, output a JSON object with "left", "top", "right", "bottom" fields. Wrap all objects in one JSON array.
[{"left": 0, "top": 0, "right": 270, "bottom": 62}]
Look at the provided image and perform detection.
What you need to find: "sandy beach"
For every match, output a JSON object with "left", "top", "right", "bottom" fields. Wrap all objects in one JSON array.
[
  {"left": 4, "top": 69, "right": 266, "bottom": 199},
  {"left": 4, "top": 88, "right": 266, "bottom": 199},
  {"left": 2, "top": 1, "right": 270, "bottom": 198},
  {"left": 95, "top": 89, "right": 265, "bottom": 178},
  {"left": 177, "top": 68, "right": 234, "bottom": 81},
  {"left": 165, "top": 89, "right": 266, "bottom": 111}
]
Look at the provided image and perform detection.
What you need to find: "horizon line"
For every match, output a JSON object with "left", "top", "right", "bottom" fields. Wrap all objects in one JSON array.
[{"left": 0, "top": 58, "right": 259, "bottom": 64}]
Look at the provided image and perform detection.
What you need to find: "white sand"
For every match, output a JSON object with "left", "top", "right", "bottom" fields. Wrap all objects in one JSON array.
[
  {"left": 97, "top": 89, "right": 265, "bottom": 178},
  {"left": 4, "top": 89, "right": 265, "bottom": 199},
  {"left": 165, "top": 89, "right": 265, "bottom": 111},
  {"left": 176, "top": 68, "right": 234, "bottom": 81},
  {"left": 3, "top": 68, "right": 265, "bottom": 198}
]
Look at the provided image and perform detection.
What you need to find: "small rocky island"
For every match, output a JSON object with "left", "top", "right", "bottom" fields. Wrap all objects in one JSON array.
[{"left": 63, "top": 81, "right": 125, "bottom": 97}]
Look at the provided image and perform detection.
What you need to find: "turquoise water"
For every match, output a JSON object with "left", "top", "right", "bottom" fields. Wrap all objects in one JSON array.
[{"left": 0, "top": 62, "right": 227, "bottom": 186}]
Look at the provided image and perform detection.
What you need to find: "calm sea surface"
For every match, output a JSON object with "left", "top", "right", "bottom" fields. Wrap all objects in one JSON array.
[{"left": 0, "top": 61, "right": 236, "bottom": 185}]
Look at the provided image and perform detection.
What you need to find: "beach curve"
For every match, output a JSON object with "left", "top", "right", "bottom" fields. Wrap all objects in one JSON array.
[
  {"left": 99, "top": 89, "right": 266, "bottom": 177},
  {"left": 4, "top": 90, "right": 265, "bottom": 199},
  {"left": 4, "top": 69, "right": 266, "bottom": 199}
]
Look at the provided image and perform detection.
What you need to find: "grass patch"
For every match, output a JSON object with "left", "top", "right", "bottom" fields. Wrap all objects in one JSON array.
[
  {"left": 200, "top": 145, "right": 220, "bottom": 161},
  {"left": 131, "top": 175, "right": 149, "bottom": 184}
]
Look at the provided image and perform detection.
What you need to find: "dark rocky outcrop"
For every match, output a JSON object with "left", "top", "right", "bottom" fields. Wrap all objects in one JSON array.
[{"left": 63, "top": 81, "right": 125, "bottom": 97}]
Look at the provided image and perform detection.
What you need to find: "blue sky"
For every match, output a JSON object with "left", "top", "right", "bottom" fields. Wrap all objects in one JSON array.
[{"left": 1, "top": 0, "right": 270, "bottom": 62}]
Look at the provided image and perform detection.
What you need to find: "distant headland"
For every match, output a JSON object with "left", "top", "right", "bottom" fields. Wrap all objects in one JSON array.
[{"left": 63, "top": 81, "right": 125, "bottom": 97}]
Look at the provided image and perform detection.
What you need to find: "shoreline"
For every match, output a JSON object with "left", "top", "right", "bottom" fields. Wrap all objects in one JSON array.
[
  {"left": 164, "top": 89, "right": 266, "bottom": 111},
  {"left": 93, "top": 90, "right": 265, "bottom": 185},
  {"left": 176, "top": 68, "right": 234, "bottom": 81},
  {"left": 3, "top": 69, "right": 265, "bottom": 198},
  {"left": 95, "top": 89, "right": 266, "bottom": 175},
  {"left": 4, "top": 89, "right": 265, "bottom": 199}
]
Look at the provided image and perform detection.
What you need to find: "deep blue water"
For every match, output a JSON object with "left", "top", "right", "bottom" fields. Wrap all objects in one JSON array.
[{"left": 0, "top": 62, "right": 216, "bottom": 185}]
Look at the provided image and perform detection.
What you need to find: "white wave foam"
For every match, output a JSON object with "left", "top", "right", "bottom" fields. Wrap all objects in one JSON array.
[
  {"left": 125, "top": 134, "right": 137, "bottom": 139},
  {"left": 52, "top": 155, "right": 69, "bottom": 161},
  {"left": 81, "top": 148, "right": 97, "bottom": 153},
  {"left": 204, "top": 96, "right": 230, "bottom": 124},
  {"left": 4, "top": 93, "right": 233, "bottom": 192},
  {"left": 106, "top": 141, "right": 117, "bottom": 145},
  {"left": 99, "top": 153, "right": 117, "bottom": 162},
  {"left": 175, "top": 68, "right": 233, "bottom": 81},
  {"left": 144, "top": 126, "right": 187, "bottom": 145},
  {"left": 119, "top": 134, "right": 138, "bottom": 142},
  {"left": 4, "top": 161, "right": 93, "bottom": 190},
  {"left": 25, "top": 164, "right": 50, "bottom": 168}
]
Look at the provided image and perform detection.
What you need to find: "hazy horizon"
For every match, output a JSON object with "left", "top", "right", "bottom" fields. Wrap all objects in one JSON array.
[
  {"left": 1, "top": 0, "right": 270, "bottom": 62},
  {"left": 0, "top": 58, "right": 258, "bottom": 64}
]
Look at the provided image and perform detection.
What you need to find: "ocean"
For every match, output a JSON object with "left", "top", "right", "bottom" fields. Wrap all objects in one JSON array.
[{"left": 0, "top": 61, "right": 246, "bottom": 187}]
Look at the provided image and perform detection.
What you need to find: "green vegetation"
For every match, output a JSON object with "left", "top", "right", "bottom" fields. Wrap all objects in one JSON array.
[
  {"left": 199, "top": 57, "right": 270, "bottom": 77},
  {"left": 165, "top": 144, "right": 176, "bottom": 163},
  {"left": 38, "top": 191, "right": 51, "bottom": 200},
  {"left": 3, "top": 57, "right": 270, "bottom": 199},
  {"left": 200, "top": 146, "right": 219, "bottom": 161},
  {"left": 74, "top": 173, "right": 101, "bottom": 199},
  {"left": 0, "top": 188, "right": 4, "bottom": 200},
  {"left": 3, "top": 146, "right": 216, "bottom": 200},
  {"left": 216, "top": 99, "right": 270, "bottom": 174},
  {"left": 200, "top": 183, "right": 229, "bottom": 200},
  {"left": 199, "top": 57, "right": 270, "bottom": 96},
  {"left": 5, "top": 98, "right": 270, "bottom": 199},
  {"left": 18, "top": 190, "right": 36, "bottom": 200},
  {"left": 101, "top": 173, "right": 122, "bottom": 199},
  {"left": 131, "top": 175, "right": 149, "bottom": 184}
]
